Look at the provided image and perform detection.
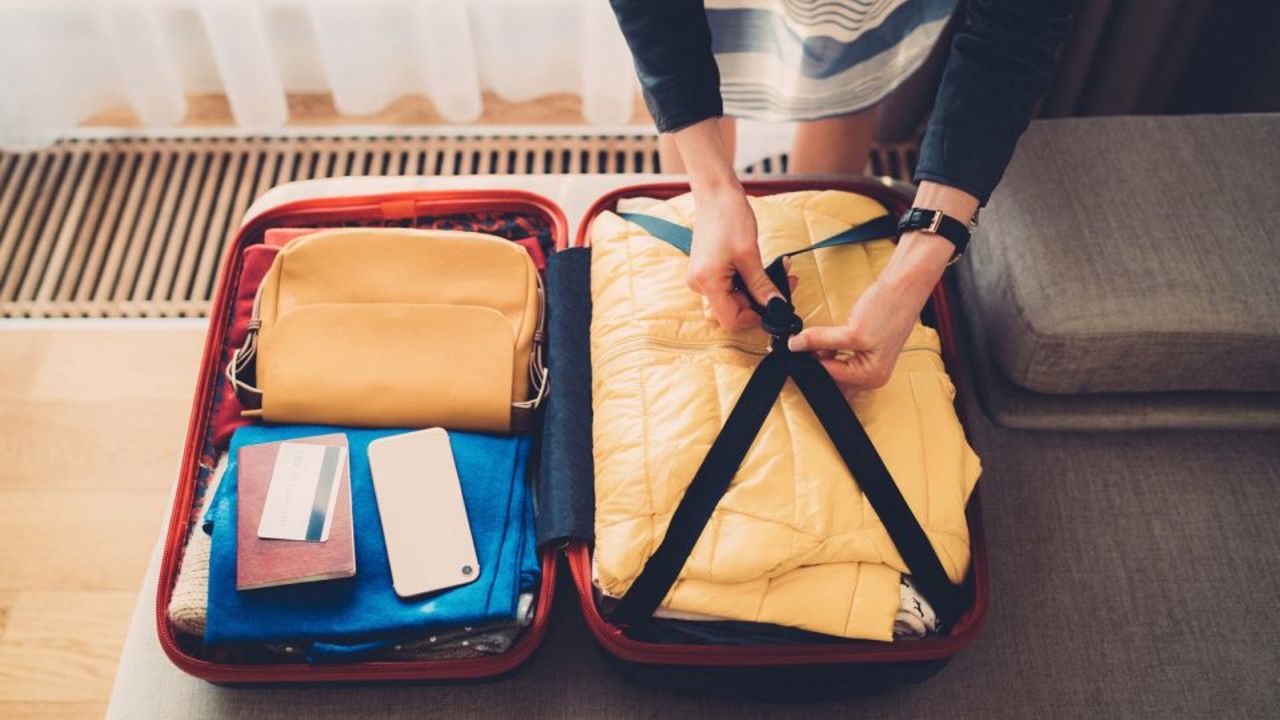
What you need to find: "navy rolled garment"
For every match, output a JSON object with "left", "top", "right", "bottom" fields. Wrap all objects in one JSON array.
[{"left": 203, "top": 425, "right": 536, "bottom": 647}]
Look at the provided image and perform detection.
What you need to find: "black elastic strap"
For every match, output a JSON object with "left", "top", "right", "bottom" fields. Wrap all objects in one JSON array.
[
  {"left": 786, "top": 351, "right": 967, "bottom": 621},
  {"left": 609, "top": 211, "right": 965, "bottom": 632},
  {"left": 611, "top": 351, "right": 789, "bottom": 622}
]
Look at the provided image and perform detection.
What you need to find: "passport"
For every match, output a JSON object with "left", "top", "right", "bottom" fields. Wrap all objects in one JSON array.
[{"left": 236, "top": 433, "right": 356, "bottom": 590}]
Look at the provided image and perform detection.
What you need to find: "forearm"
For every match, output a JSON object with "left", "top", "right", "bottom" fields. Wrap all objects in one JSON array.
[
  {"left": 881, "top": 182, "right": 979, "bottom": 303},
  {"left": 671, "top": 118, "right": 741, "bottom": 199}
]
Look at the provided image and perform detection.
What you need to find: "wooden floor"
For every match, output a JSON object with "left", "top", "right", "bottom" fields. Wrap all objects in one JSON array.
[{"left": 0, "top": 326, "right": 205, "bottom": 719}]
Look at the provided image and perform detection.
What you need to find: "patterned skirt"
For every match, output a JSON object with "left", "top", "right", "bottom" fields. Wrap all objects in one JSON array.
[{"left": 707, "top": 0, "right": 957, "bottom": 122}]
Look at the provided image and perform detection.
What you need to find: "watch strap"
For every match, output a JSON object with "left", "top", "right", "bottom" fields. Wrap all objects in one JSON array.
[{"left": 897, "top": 208, "right": 971, "bottom": 263}]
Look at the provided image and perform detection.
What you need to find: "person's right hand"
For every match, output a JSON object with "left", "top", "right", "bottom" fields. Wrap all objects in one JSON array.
[
  {"left": 669, "top": 118, "right": 782, "bottom": 331},
  {"left": 687, "top": 182, "right": 782, "bottom": 331}
]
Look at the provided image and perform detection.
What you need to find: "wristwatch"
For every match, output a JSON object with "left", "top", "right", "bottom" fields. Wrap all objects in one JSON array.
[{"left": 897, "top": 208, "right": 975, "bottom": 265}]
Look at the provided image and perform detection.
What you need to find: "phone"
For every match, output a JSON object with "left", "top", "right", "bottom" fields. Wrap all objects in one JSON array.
[{"left": 367, "top": 428, "right": 480, "bottom": 598}]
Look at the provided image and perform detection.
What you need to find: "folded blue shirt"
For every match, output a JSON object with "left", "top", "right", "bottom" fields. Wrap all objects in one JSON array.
[{"left": 204, "top": 425, "right": 536, "bottom": 648}]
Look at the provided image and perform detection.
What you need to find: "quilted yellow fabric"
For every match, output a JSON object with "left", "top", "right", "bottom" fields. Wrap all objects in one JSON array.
[{"left": 589, "top": 190, "right": 982, "bottom": 641}]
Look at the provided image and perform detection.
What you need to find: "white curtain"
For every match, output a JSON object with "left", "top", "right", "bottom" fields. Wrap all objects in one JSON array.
[{"left": 0, "top": 0, "right": 642, "bottom": 151}]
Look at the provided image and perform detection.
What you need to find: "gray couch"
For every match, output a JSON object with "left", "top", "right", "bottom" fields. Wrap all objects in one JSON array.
[{"left": 108, "top": 117, "right": 1280, "bottom": 717}]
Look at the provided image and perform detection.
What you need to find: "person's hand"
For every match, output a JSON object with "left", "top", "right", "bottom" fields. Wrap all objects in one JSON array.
[
  {"left": 787, "top": 269, "right": 930, "bottom": 388},
  {"left": 669, "top": 118, "right": 782, "bottom": 330},
  {"left": 687, "top": 185, "right": 781, "bottom": 330},
  {"left": 787, "top": 181, "right": 979, "bottom": 389}
]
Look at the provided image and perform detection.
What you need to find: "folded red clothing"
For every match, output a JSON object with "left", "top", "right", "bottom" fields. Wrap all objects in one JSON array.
[{"left": 210, "top": 244, "right": 280, "bottom": 449}]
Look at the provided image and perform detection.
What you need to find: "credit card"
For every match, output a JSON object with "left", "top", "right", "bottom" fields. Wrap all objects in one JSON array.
[{"left": 257, "top": 442, "right": 347, "bottom": 542}]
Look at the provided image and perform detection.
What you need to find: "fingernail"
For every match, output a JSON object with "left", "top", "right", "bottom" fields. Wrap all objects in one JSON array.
[{"left": 787, "top": 336, "right": 803, "bottom": 351}]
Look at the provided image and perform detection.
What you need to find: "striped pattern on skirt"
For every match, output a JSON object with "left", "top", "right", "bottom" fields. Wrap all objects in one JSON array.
[{"left": 707, "top": 0, "right": 957, "bottom": 121}]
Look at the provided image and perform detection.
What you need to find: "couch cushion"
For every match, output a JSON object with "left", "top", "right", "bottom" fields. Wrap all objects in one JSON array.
[
  {"left": 956, "top": 260, "right": 1280, "bottom": 431},
  {"left": 971, "top": 114, "right": 1280, "bottom": 394}
]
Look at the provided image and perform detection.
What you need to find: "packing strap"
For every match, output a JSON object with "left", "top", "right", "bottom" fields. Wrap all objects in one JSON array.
[{"left": 610, "top": 211, "right": 967, "bottom": 632}]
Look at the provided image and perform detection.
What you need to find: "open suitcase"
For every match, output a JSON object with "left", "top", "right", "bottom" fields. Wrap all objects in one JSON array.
[{"left": 155, "top": 177, "right": 988, "bottom": 699}]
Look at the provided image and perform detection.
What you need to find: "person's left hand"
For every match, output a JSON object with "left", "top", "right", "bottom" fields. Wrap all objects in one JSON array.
[
  {"left": 786, "top": 273, "right": 926, "bottom": 389},
  {"left": 787, "top": 222, "right": 961, "bottom": 389},
  {"left": 787, "top": 182, "right": 978, "bottom": 390}
]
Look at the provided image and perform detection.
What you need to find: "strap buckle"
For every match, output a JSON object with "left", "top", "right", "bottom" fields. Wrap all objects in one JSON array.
[
  {"left": 926, "top": 209, "right": 945, "bottom": 234},
  {"left": 761, "top": 297, "right": 803, "bottom": 341}
]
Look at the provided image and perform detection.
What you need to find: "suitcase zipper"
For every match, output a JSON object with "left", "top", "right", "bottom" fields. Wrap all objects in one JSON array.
[{"left": 595, "top": 335, "right": 769, "bottom": 368}]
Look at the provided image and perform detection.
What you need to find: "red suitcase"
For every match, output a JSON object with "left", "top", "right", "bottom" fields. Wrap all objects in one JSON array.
[{"left": 155, "top": 178, "right": 987, "bottom": 696}]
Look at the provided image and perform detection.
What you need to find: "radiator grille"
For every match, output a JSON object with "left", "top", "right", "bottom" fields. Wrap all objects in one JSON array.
[{"left": 0, "top": 133, "right": 917, "bottom": 319}]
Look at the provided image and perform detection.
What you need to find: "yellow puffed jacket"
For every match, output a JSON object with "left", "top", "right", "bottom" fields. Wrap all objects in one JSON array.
[{"left": 589, "top": 190, "right": 982, "bottom": 641}]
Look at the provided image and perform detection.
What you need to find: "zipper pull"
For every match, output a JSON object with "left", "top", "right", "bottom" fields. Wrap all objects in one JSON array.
[{"left": 379, "top": 199, "right": 416, "bottom": 221}]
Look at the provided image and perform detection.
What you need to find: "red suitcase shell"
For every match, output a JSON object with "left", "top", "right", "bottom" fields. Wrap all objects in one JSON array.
[
  {"left": 155, "top": 179, "right": 986, "bottom": 692},
  {"left": 156, "top": 189, "right": 567, "bottom": 683}
]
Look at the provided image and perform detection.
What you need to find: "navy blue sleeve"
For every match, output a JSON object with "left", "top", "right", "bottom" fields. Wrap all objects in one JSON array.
[
  {"left": 609, "top": 0, "right": 723, "bottom": 133},
  {"left": 914, "top": 0, "right": 1079, "bottom": 204}
]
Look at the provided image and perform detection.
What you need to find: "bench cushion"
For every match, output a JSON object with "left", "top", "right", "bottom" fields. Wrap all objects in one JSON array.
[
  {"left": 970, "top": 114, "right": 1280, "bottom": 394},
  {"left": 957, "top": 260, "right": 1280, "bottom": 431}
]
